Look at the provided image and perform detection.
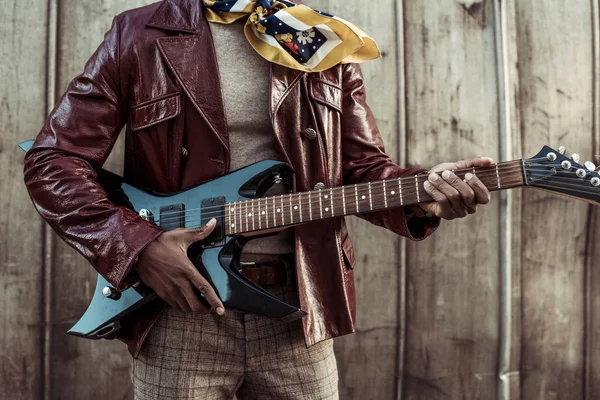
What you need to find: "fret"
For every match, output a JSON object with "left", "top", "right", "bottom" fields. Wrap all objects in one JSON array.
[
  {"left": 264, "top": 198, "right": 269, "bottom": 228},
  {"left": 342, "top": 186, "right": 346, "bottom": 215},
  {"left": 368, "top": 182, "right": 373, "bottom": 211},
  {"left": 415, "top": 176, "right": 420, "bottom": 203},
  {"left": 383, "top": 180, "right": 387, "bottom": 208},
  {"left": 495, "top": 164, "right": 501, "bottom": 189},
  {"left": 354, "top": 184, "right": 359, "bottom": 213},
  {"left": 252, "top": 200, "right": 256, "bottom": 231},
  {"left": 309, "top": 192, "right": 313, "bottom": 220},
  {"left": 272, "top": 197, "right": 277, "bottom": 227},
  {"left": 329, "top": 189, "right": 334, "bottom": 216},
  {"left": 236, "top": 201, "right": 244, "bottom": 232},
  {"left": 289, "top": 194, "right": 294, "bottom": 224},
  {"left": 398, "top": 178, "right": 403, "bottom": 205},
  {"left": 319, "top": 189, "right": 323, "bottom": 219},
  {"left": 280, "top": 195, "right": 285, "bottom": 225},
  {"left": 257, "top": 199, "right": 261, "bottom": 230},
  {"left": 299, "top": 193, "right": 303, "bottom": 222}
]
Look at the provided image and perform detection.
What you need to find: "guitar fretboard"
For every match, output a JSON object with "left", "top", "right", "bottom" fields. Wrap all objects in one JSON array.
[{"left": 224, "top": 160, "right": 524, "bottom": 235}]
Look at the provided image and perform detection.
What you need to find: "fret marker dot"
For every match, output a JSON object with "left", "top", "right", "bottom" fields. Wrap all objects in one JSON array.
[
  {"left": 231, "top": 224, "right": 235, "bottom": 228},
  {"left": 262, "top": 211, "right": 266, "bottom": 215},
  {"left": 324, "top": 195, "right": 328, "bottom": 199},
  {"left": 362, "top": 195, "right": 366, "bottom": 200},
  {"left": 277, "top": 208, "right": 281, "bottom": 212},
  {"left": 325, "top": 207, "right": 329, "bottom": 212},
  {"left": 391, "top": 190, "right": 395, "bottom": 195},
  {"left": 294, "top": 206, "right": 298, "bottom": 210},
  {"left": 248, "top": 213, "right": 252, "bottom": 217}
]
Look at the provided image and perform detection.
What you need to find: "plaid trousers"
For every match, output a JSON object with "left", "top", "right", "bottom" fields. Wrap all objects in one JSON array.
[{"left": 132, "top": 276, "right": 339, "bottom": 399}]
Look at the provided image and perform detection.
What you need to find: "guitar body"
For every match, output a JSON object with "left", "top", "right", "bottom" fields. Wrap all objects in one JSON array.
[{"left": 20, "top": 139, "right": 305, "bottom": 339}]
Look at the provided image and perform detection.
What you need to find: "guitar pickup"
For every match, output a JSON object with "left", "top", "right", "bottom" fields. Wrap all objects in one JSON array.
[
  {"left": 159, "top": 204, "right": 185, "bottom": 231},
  {"left": 200, "top": 196, "right": 226, "bottom": 248}
]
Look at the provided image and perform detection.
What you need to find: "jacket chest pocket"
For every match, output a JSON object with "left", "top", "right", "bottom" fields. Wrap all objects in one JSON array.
[{"left": 129, "top": 92, "right": 181, "bottom": 131}]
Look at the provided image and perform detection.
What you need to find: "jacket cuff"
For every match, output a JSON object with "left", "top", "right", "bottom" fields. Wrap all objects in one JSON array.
[
  {"left": 101, "top": 208, "right": 164, "bottom": 291},
  {"left": 404, "top": 207, "right": 441, "bottom": 241}
]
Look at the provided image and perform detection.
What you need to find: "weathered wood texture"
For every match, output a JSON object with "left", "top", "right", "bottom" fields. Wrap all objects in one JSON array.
[
  {"left": 403, "top": 1, "right": 501, "bottom": 398},
  {"left": 49, "top": 1, "right": 154, "bottom": 399},
  {"left": 0, "top": 0, "right": 47, "bottom": 398},
  {"left": 3, "top": 0, "right": 600, "bottom": 399},
  {"left": 515, "top": 1, "right": 593, "bottom": 398}
]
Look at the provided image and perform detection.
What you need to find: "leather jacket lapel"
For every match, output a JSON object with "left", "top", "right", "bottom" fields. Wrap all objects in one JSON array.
[{"left": 149, "top": 0, "right": 229, "bottom": 151}]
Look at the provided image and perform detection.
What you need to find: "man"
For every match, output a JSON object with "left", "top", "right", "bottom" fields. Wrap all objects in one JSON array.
[{"left": 23, "top": 0, "right": 492, "bottom": 398}]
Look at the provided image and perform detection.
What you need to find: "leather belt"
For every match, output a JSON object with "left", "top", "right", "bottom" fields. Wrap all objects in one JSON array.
[{"left": 240, "top": 261, "right": 288, "bottom": 286}]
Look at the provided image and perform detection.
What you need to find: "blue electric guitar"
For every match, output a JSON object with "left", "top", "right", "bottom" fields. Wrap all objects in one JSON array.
[{"left": 19, "top": 141, "right": 600, "bottom": 339}]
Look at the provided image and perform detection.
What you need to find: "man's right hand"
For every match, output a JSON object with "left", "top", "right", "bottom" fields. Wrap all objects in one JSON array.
[{"left": 136, "top": 218, "right": 225, "bottom": 315}]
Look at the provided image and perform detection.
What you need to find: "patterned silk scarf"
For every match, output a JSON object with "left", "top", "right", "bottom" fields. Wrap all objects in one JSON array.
[{"left": 203, "top": 0, "right": 380, "bottom": 72}]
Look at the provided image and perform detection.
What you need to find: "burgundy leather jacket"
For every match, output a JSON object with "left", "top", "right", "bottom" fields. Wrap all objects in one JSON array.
[{"left": 23, "top": 0, "right": 439, "bottom": 357}]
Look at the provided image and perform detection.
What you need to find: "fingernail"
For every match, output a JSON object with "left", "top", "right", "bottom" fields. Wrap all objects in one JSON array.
[
  {"left": 429, "top": 173, "right": 439, "bottom": 182},
  {"left": 216, "top": 307, "right": 225, "bottom": 316},
  {"left": 442, "top": 170, "right": 452, "bottom": 179},
  {"left": 465, "top": 173, "right": 474, "bottom": 181},
  {"left": 207, "top": 218, "right": 216, "bottom": 227}
]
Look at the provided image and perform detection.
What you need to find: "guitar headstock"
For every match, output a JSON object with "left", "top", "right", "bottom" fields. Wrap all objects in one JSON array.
[{"left": 524, "top": 145, "right": 600, "bottom": 205}]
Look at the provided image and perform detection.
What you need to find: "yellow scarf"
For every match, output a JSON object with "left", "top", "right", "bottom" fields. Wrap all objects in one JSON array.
[{"left": 203, "top": 0, "right": 381, "bottom": 72}]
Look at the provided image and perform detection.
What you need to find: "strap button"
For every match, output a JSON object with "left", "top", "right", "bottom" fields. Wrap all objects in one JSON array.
[
  {"left": 181, "top": 147, "right": 189, "bottom": 159},
  {"left": 313, "top": 182, "right": 326, "bottom": 190},
  {"left": 301, "top": 128, "right": 317, "bottom": 140}
]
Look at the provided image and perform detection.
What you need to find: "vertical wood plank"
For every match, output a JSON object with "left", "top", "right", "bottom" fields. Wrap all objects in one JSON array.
[
  {"left": 498, "top": 0, "right": 523, "bottom": 398},
  {"left": 515, "top": 1, "right": 593, "bottom": 398},
  {"left": 585, "top": 1, "right": 600, "bottom": 398},
  {"left": 403, "top": 1, "right": 501, "bottom": 398},
  {"left": 50, "top": 2, "right": 154, "bottom": 399},
  {"left": 0, "top": 0, "right": 48, "bottom": 398},
  {"left": 306, "top": 1, "right": 403, "bottom": 398}
]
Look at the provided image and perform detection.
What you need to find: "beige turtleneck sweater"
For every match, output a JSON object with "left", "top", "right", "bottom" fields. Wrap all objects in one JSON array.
[{"left": 210, "top": 20, "right": 294, "bottom": 255}]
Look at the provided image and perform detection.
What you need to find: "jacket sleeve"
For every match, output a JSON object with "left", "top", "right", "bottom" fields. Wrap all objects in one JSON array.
[
  {"left": 340, "top": 62, "right": 440, "bottom": 240},
  {"left": 23, "top": 16, "right": 163, "bottom": 290}
]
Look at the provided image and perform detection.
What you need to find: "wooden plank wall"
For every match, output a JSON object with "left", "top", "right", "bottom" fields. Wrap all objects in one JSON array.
[{"left": 2, "top": 0, "right": 600, "bottom": 399}]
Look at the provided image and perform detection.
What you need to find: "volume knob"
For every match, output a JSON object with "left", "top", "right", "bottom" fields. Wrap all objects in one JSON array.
[{"left": 102, "top": 286, "right": 121, "bottom": 300}]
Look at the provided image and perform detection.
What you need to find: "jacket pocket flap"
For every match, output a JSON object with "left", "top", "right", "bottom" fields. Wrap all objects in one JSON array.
[
  {"left": 310, "top": 79, "right": 342, "bottom": 113},
  {"left": 130, "top": 93, "right": 180, "bottom": 131},
  {"left": 341, "top": 234, "right": 356, "bottom": 269}
]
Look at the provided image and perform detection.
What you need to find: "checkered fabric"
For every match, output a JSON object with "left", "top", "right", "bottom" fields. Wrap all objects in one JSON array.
[{"left": 132, "top": 280, "right": 338, "bottom": 399}]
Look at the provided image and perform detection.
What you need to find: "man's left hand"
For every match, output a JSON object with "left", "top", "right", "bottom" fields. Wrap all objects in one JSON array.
[{"left": 419, "top": 157, "right": 494, "bottom": 220}]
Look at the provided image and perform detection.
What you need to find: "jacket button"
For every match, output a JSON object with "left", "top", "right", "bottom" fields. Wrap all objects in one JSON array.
[
  {"left": 181, "top": 147, "right": 188, "bottom": 158},
  {"left": 301, "top": 128, "right": 317, "bottom": 140},
  {"left": 313, "top": 182, "right": 326, "bottom": 190}
]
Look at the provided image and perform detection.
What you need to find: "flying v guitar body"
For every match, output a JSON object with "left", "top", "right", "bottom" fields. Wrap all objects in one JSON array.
[{"left": 19, "top": 140, "right": 306, "bottom": 340}]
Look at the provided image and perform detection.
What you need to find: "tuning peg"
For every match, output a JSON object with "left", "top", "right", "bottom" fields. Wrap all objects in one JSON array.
[
  {"left": 572, "top": 153, "right": 581, "bottom": 163},
  {"left": 585, "top": 161, "right": 596, "bottom": 171},
  {"left": 559, "top": 146, "right": 566, "bottom": 155}
]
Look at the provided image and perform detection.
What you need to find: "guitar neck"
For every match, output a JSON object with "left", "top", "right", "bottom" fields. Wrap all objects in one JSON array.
[{"left": 225, "top": 160, "right": 525, "bottom": 235}]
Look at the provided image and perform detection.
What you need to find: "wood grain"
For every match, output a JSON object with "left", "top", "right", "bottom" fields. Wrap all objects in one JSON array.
[
  {"left": 515, "top": 0, "right": 593, "bottom": 398},
  {"left": 403, "top": 1, "right": 501, "bottom": 398},
  {"left": 50, "top": 1, "right": 154, "bottom": 399},
  {"left": 0, "top": 0, "right": 48, "bottom": 398}
]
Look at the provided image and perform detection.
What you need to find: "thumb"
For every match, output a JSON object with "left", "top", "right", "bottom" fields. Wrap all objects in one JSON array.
[
  {"left": 453, "top": 156, "right": 494, "bottom": 169},
  {"left": 178, "top": 218, "right": 217, "bottom": 247}
]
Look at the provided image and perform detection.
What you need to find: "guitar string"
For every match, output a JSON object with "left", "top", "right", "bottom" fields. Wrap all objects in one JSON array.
[
  {"left": 152, "top": 161, "right": 531, "bottom": 219},
  {"left": 153, "top": 162, "right": 594, "bottom": 221},
  {"left": 154, "top": 174, "right": 532, "bottom": 227},
  {"left": 166, "top": 178, "right": 531, "bottom": 232},
  {"left": 152, "top": 167, "right": 598, "bottom": 225}
]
